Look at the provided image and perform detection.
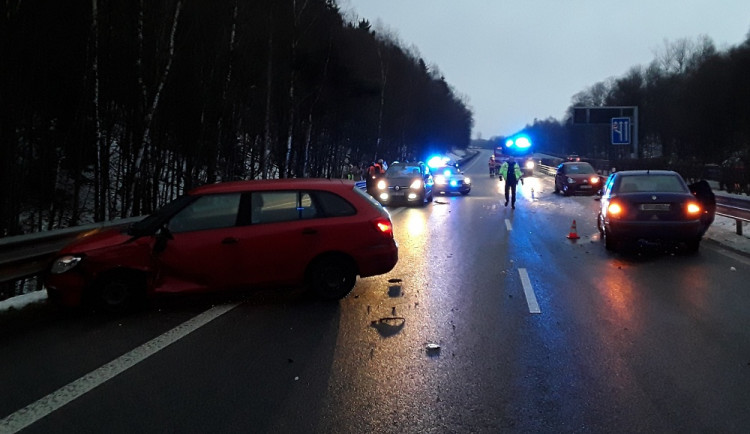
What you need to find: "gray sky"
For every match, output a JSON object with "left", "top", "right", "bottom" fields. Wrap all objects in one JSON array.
[{"left": 340, "top": 1, "right": 750, "bottom": 139}]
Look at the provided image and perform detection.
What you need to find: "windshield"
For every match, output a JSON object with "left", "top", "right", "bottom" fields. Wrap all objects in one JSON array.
[
  {"left": 564, "top": 163, "right": 596, "bottom": 175},
  {"left": 386, "top": 165, "right": 422, "bottom": 178},
  {"left": 126, "top": 195, "right": 196, "bottom": 236}
]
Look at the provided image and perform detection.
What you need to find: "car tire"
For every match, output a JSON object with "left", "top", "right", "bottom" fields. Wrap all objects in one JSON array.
[
  {"left": 460, "top": 191, "right": 470, "bottom": 196},
  {"left": 684, "top": 238, "right": 701, "bottom": 254},
  {"left": 308, "top": 255, "right": 357, "bottom": 300},
  {"left": 603, "top": 228, "right": 618, "bottom": 251},
  {"left": 95, "top": 271, "right": 146, "bottom": 313}
]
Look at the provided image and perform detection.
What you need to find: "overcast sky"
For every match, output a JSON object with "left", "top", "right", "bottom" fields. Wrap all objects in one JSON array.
[{"left": 340, "top": 1, "right": 750, "bottom": 140}]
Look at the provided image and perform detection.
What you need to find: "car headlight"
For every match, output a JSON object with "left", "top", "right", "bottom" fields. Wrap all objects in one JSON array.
[
  {"left": 377, "top": 180, "right": 387, "bottom": 190},
  {"left": 410, "top": 179, "right": 423, "bottom": 189},
  {"left": 434, "top": 175, "right": 447, "bottom": 185},
  {"left": 525, "top": 160, "right": 535, "bottom": 170},
  {"left": 464, "top": 177, "right": 471, "bottom": 184},
  {"left": 50, "top": 255, "right": 83, "bottom": 274},
  {"left": 590, "top": 176, "right": 600, "bottom": 184},
  {"left": 567, "top": 177, "right": 576, "bottom": 184}
]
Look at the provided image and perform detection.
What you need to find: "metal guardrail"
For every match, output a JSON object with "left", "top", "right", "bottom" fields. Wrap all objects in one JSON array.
[{"left": 0, "top": 217, "right": 142, "bottom": 284}]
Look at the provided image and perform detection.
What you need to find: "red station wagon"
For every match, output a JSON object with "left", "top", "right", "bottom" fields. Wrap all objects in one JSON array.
[{"left": 44, "top": 179, "right": 398, "bottom": 310}]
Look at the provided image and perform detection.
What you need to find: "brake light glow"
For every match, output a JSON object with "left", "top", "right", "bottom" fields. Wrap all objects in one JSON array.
[
  {"left": 374, "top": 217, "right": 394, "bottom": 237},
  {"left": 686, "top": 202, "right": 701, "bottom": 215},
  {"left": 608, "top": 202, "right": 623, "bottom": 216}
]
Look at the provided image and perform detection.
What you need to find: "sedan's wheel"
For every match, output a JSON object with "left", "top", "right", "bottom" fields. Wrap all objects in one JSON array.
[
  {"left": 96, "top": 273, "right": 145, "bottom": 312},
  {"left": 603, "top": 228, "right": 618, "bottom": 251},
  {"left": 308, "top": 256, "right": 357, "bottom": 300},
  {"left": 684, "top": 238, "right": 701, "bottom": 254}
]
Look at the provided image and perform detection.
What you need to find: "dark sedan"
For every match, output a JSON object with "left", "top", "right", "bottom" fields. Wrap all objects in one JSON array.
[
  {"left": 597, "top": 170, "right": 714, "bottom": 253},
  {"left": 554, "top": 161, "right": 601, "bottom": 196}
]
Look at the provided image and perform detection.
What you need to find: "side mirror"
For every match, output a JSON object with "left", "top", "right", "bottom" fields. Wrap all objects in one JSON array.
[{"left": 153, "top": 225, "right": 173, "bottom": 254}]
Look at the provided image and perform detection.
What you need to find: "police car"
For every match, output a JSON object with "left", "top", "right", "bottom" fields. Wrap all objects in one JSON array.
[{"left": 432, "top": 164, "right": 471, "bottom": 196}]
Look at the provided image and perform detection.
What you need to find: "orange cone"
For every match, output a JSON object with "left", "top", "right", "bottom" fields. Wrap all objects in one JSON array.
[{"left": 567, "top": 220, "right": 580, "bottom": 240}]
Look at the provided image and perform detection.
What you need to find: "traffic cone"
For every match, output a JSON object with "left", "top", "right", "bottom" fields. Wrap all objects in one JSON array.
[{"left": 567, "top": 220, "right": 580, "bottom": 240}]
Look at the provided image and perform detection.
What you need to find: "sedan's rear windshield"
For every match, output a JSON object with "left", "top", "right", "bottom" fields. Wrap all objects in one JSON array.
[{"left": 616, "top": 175, "right": 687, "bottom": 193}]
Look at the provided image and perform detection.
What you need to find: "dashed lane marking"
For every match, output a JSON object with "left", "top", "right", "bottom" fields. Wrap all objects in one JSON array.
[{"left": 519, "top": 268, "right": 541, "bottom": 314}]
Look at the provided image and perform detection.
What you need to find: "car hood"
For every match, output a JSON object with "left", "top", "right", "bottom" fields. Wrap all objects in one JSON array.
[{"left": 59, "top": 227, "right": 135, "bottom": 255}]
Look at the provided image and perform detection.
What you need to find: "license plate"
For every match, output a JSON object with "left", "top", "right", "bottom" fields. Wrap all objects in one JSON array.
[
  {"left": 580, "top": 185, "right": 592, "bottom": 189},
  {"left": 390, "top": 191, "right": 404, "bottom": 197},
  {"left": 640, "top": 203, "right": 670, "bottom": 211}
]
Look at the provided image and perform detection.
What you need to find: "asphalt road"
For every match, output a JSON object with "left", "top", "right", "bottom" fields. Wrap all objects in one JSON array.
[{"left": 2, "top": 151, "right": 750, "bottom": 433}]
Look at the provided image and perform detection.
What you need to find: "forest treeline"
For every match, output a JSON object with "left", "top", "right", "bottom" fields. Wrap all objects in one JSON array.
[
  {"left": 0, "top": 0, "right": 472, "bottom": 236},
  {"left": 507, "top": 33, "right": 750, "bottom": 166}
]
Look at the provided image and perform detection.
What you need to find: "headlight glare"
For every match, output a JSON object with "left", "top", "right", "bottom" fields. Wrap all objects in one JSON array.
[
  {"left": 377, "top": 180, "right": 387, "bottom": 190},
  {"left": 434, "top": 175, "right": 447, "bottom": 185},
  {"left": 51, "top": 255, "right": 83, "bottom": 274},
  {"left": 410, "top": 179, "right": 422, "bottom": 189}
]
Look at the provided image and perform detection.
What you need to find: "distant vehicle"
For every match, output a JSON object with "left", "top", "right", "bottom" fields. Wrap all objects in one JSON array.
[
  {"left": 375, "top": 161, "right": 434, "bottom": 206},
  {"left": 432, "top": 164, "right": 471, "bottom": 196},
  {"left": 45, "top": 179, "right": 398, "bottom": 311},
  {"left": 494, "top": 135, "right": 535, "bottom": 176},
  {"left": 554, "top": 161, "right": 601, "bottom": 196},
  {"left": 597, "top": 170, "right": 713, "bottom": 253}
]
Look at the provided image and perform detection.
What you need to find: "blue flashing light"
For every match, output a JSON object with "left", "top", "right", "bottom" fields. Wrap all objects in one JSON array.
[
  {"left": 505, "top": 139, "right": 514, "bottom": 148},
  {"left": 515, "top": 136, "right": 532, "bottom": 149},
  {"left": 427, "top": 156, "right": 449, "bottom": 168}
]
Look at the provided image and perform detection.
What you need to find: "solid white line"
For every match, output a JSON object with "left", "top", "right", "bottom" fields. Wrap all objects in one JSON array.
[
  {"left": 0, "top": 303, "right": 239, "bottom": 434},
  {"left": 505, "top": 219, "right": 512, "bottom": 231},
  {"left": 519, "top": 268, "right": 541, "bottom": 314}
]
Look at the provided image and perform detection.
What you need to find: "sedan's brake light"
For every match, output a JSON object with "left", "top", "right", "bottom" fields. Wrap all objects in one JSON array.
[
  {"left": 608, "top": 202, "right": 623, "bottom": 217},
  {"left": 686, "top": 201, "right": 702, "bottom": 216},
  {"left": 373, "top": 217, "right": 394, "bottom": 237}
]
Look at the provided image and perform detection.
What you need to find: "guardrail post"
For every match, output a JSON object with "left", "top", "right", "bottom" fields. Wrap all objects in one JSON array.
[{"left": 737, "top": 219, "right": 743, "bottom": 236}]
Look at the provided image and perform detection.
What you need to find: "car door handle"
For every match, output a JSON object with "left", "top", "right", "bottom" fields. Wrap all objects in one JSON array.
[
  {"left": 301, "top": 228, "right": 318, "bottom": 235},
  {"left": 221, "top": 237, "right": 239, "bottom": 245}
]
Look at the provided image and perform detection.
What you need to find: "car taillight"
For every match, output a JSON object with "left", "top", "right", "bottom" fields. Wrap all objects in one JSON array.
[
  {"left": 608, "top": 202, "right": 623, "bottom": 217},
  {"left": 686, "top": 201, "right": 702, "bottom": 216},
  {"left": 373, "top": 217, "right": 394, "bottom": 237}
]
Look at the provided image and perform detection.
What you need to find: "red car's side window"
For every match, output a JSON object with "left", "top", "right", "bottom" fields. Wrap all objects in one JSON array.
[{"left": 167, "top": 193, "right": 242, "bottom": 233}]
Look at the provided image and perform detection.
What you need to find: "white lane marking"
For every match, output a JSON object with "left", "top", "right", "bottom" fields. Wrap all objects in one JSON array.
[
  {"left": 519, "top": 268, "right": 541, "bottom": 314},
  {"left": 0, "top": 303, "right": 240, "bottom": 433},
  {"left": 505, "top": 219, "right": 512, "bottom": 231}
]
